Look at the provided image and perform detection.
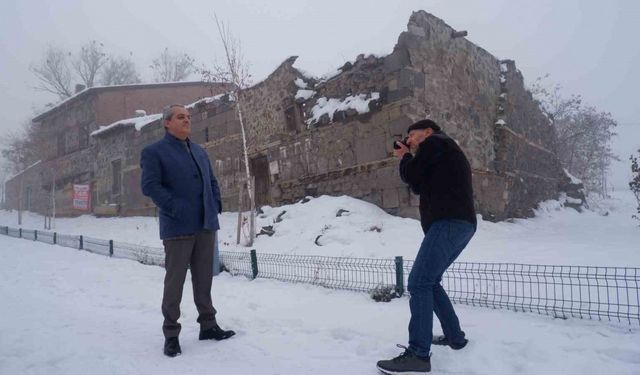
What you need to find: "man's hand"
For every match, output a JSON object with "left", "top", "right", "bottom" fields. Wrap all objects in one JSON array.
[{"left": 394, "top": 141, "right": 411, "bottom": 158}]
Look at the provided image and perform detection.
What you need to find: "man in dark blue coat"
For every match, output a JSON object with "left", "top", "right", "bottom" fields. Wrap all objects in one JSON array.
[{"left": 141, "top": 104, "right": 234, "bottom": 357}]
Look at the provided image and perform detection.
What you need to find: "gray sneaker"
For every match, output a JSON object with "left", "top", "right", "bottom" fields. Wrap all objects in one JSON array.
[
  {"left": 432, "top": 333, "right": 468, "bottom": 350},
  {"left": 376, "top": 345, "right": 431, "bottom": 374}
]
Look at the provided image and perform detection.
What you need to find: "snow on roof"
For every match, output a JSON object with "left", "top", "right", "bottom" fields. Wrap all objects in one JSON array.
[
  {"left": 294, "top": 78, "right": 308, "bottom": 89},
  {"left": 307, "top": 93, "right": 380, "bottom": 126},
  {"left": 295, "top": 89, "right": 315, "bottom": 101},
  {"left": 90, "top": 114, "right": 163, "bottom": 137},
  {"left": 91, "top": 94, "right": 233, "bottom": 137},
  {"left": 292, "top": 53, "right": 388, "bottom": 84},
  {"left": 32, "top": 81, "right": 218, "bottom": 121},
  {"left": 185, "top": 93, "right": 231, "bottom": 109},
  {"left": 7, "top": 160, "right": 42, "bottom": 180}
]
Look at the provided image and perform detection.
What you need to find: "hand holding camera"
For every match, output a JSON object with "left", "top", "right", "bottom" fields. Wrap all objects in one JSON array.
[
  {"left": 393, "top": 136, "right": 410, "bottom": 150},
  {"left": 392, "top": 135, "right": 410, "bottom": 158}
]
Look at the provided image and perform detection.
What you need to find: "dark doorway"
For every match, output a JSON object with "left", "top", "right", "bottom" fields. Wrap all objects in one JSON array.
[{"left": 249, "top": 155, "right": 271, "bottom": 208}]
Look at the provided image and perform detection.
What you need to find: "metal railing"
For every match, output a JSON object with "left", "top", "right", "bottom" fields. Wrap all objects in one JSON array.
[{"left": 1, "top": 224, "right": 638, "bottom": 325}]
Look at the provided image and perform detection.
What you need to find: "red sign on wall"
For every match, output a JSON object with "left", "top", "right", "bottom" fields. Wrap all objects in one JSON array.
[{"left": 73, "top": 184, "right": 91, "bottom": 211}]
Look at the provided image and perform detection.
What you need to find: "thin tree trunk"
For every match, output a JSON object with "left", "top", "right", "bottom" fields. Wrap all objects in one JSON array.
[
  {"left": 236, "top": 180, "right": 244, "bottom": 245},
  {"left": 214, "top": 15, "right": 256, "bottom": 246}
]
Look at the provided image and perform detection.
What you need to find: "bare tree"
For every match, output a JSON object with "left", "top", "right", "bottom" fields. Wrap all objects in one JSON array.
[
  {"left": 209, "top": 14, "right": 255, "bottom": 245},
  {"left": 0, "top": 120, "right": 43, "bottom": 174},
  {"left": 150, "top": 48, "right": 196, "bottom": 82},
  {"left": 530, "top": 77, "right": 618, "bottom": 197},
  {"left": 101, "top": 54, "right": 141, "bottom": 86},
  {"left": 72, "top": 40, "right": 108, "bottom": 88},
  {"left": 30, "top": 45, "right": 74, "bottom": 99}
]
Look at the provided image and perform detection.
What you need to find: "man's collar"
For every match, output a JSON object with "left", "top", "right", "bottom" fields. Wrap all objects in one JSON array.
[{"left": 164, "top": 132, "right": 190, "bottom": 144}]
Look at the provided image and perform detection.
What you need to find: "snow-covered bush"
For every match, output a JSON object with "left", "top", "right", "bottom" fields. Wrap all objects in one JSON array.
[{"left": 630, "top": 149, "right": 640, "bottom": 223}]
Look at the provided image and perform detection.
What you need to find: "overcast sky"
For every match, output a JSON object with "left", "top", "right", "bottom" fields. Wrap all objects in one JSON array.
[{"left": 1, "top": 0, "right": 638, "bottom": 188}]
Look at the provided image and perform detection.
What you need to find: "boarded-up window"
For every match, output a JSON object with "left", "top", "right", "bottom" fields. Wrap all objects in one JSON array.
[{"left": 112, "top": 159, "right": 122, "bottom": 195}]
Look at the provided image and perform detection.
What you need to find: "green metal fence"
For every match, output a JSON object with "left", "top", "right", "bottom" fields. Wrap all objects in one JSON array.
[{"left": 1, "top": 224, "right": 639, "bottom": 325}]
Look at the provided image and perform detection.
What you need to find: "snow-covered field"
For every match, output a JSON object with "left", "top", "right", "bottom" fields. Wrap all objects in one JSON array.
[
  {"left": 1, "top": 235, "right": 639, "bottom": 375},
  {"left": 2, "top": 190, "right": 639, "bottom": 266}
]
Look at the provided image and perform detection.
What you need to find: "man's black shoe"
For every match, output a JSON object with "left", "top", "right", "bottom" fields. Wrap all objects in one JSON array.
[
  {"left": 164, "top": 337, "right": 182, "bottom": 357},
  {"left": 376, "top": 345, "right": 431, "bottom": 374},
  {"left": 432, "top": 333, "right": 468, "bottom": 350},
  {"left": 199, "top": 324, "right": 236, "bottom": 341}
]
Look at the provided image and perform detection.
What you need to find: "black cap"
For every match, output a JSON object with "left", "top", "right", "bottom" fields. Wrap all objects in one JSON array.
[{"left": 407, "top": 119, "right": 441, "bottom": 133}]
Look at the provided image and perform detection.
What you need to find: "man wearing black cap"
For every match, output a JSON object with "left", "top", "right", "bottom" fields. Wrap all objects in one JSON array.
[{"left": 377, "top": 119, "right": 477, "bottom": 374}]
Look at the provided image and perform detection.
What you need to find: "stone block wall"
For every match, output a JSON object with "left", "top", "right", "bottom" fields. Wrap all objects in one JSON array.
[{"left": 5, "top": 11, "right": 570, "bottom": 226}]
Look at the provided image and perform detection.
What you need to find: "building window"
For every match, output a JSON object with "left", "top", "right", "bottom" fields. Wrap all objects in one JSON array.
[
  {"left": 57, "top": 133, "right": 65, "bottom": 156},
  {"left": 215, "top": 160, "right": 224, "bottom": 174},
  {"left": 285, "top": 106, "right": 297, "bottom": 132},
  {"left": 79, "top": 124, "right": 89, "bottom": 149},
  {"left": 112, "top": 159, "right": 122, "bottom": 196},
  {"left": 25, "top": 187, "right": 32, "bottom": 211}
]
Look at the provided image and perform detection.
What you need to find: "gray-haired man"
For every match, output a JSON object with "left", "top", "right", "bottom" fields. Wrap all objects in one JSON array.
[{"left": 141, "top": 104, "right": 235, "bottom": 357}]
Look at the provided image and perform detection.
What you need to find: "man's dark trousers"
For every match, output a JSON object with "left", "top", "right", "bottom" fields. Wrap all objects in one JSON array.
[
  {"left": 162, "top": 230, "right": 217, "bottom": 338},
  {"left": 407, "top": 219, "right": 475, "bottom": 357}
]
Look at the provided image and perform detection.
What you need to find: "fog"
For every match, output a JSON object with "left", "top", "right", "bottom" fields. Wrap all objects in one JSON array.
[{"left": 1, "top": 0, "right": 638, "bottom": 187}]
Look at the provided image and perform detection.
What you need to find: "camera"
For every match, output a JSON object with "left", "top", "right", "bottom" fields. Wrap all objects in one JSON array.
[{"left": 393, "top": 136, "right": 410, "bottom": 150}]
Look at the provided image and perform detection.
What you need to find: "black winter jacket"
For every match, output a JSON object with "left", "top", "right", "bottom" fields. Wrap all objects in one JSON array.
[{"left": 399, "top": 131, "right": 476, "bottom": 234}]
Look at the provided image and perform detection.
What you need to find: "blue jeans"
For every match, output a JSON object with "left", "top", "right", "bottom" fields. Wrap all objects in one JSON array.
[{"left": 407, "top": 219, "right": 476, "bottom": 357}]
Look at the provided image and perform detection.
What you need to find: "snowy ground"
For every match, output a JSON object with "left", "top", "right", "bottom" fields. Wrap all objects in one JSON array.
[
  {"left": 1, "top": 235, "right": 639, "bottom": 375},
  {"left": 1, "top": 190, "right": 639, "bottom": 266}
]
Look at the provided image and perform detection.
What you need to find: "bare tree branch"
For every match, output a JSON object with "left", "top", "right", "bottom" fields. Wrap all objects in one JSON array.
[
  {"left": 0, "top": 119, "right": 46, "bottom": 174},
  {"left": 212, "top": 13, "right": 255, "bottom": 245},
  {"left": 150, "top": 48, "right": 196, "bottom": 82},
  {"left": 30, "top": 45, "right": 74, "bottom": 99},
  {"left": 531, "top": 76, "right": 618, "bottom": 197},
  {"left": 100, "top": 53, "right": 141, "bottom": 86},
  {"left": 630, "top": 149, "right": 640, "bottom": 222},
  {"left": 72, "top": 40, "right": 108, "bottom": 88}
]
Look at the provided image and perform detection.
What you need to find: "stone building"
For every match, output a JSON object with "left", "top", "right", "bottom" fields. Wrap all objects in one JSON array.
[
  {"left": 5, "top": 81, "right": 229, "bottom": 216},
  {"left": 6, "top": 11, "right": 574, "bottom": 222}
]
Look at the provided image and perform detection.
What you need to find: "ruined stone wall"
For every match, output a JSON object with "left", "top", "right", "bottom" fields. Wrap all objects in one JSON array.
[
  {"left": 100, "top": 11, "right": 564, "bottom": 222},
  {"left": 193, "top": 98, "right": 245, "bottom": 212},
  {"left": 397, "top": 11, "right": 500, "bottom": 172},
  {"left": 90, "top": 94, "right": 246, "bottom": 216},
  {"left": 240, "top": 58, "right": 303, "bottom": 148},
  {"left": 8, "top": 11, "right": 568, "bottom": 224}
]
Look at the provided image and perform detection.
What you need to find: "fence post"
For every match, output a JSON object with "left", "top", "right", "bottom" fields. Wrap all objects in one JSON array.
[
  {"left": 34, "top": 230, "right": 38, "bottom": 241},
  {"left": 53, "top": 232, "right": 57, "bottom": 244},
  {"left": 109, "top": 240, "right": 114, "bottom": 257},
  {"left": 250, "top": 249, "right": 258, "bottom": 279},
  {"left": 79, "top": 235, "right": 84, "bottom": 250},
  {"left": 395, "top": 256, "right": 404, "bottom": 297}
]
